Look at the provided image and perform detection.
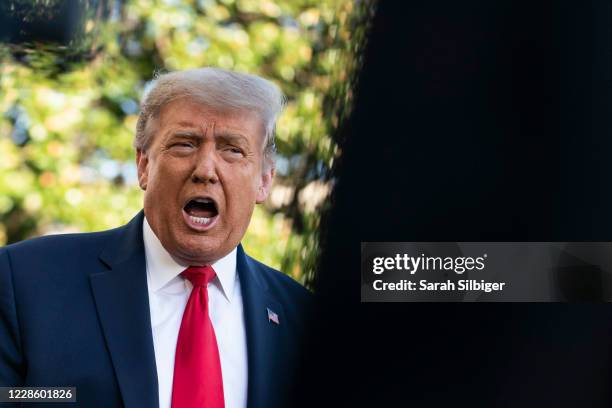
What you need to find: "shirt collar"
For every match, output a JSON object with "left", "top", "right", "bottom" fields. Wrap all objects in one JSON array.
[{"left": 142, "top": 216, "right": 237, "bottom": 302}]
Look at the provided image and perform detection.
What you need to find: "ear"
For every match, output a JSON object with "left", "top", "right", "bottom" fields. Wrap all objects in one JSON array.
[
  {"left": 255, "top": 164, "right": 275, "bottom": 204},
  {"left": 136, "top": 149, "right": 149, "bottom": 190}
]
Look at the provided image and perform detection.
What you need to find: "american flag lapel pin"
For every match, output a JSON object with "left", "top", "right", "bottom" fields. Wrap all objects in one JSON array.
[{"left": 267, "top": 307, "right": 279, "bottom": 325}]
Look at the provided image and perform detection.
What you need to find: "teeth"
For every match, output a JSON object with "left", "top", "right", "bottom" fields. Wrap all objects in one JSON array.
[
  {"left": 189, "top": 215, "right": 211, "bottom": 225},
  {"left": 193, "top": 198, "right": 213, "bottom": 204}
]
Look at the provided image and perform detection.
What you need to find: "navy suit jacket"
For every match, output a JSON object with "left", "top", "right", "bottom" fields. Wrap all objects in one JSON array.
[{"left": 0, "top": 211, "right": 312, "bottom": 407}]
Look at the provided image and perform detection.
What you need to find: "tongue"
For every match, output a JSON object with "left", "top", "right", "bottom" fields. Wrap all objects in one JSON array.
[
  {"left": 185, "top": 201, "right": 217, "bottom": 218},
  {"left": 187, "top": 207, "right": 216, "bottom": 217}
]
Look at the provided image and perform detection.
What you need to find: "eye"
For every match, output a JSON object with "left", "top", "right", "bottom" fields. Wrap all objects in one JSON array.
[
  {"left": 224, "top": 146, "right": 243, "bottom": 155},
  {"left": 171, "top": 141, "right": 195, "bottom": 149}
]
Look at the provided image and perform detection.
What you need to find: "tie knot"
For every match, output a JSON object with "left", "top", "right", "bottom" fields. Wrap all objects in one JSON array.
[{"left": 182, "top": 265, "right": 216, "bottom": 287}]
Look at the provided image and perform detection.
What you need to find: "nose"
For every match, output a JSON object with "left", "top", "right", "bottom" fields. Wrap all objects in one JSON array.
[{"left": 191, "top": 144, "right": 219, "bottom": 184}]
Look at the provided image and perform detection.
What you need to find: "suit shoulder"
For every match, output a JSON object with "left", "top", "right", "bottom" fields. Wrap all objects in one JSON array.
[
  {"left": 2, "top": 228, "right": 118, "bottom": 259},
  {"left": 1, "top": 227, "right": 127, "bottom": 287},
  {"left": 246, "top": 255, "right": 313, "bottom": 304}
]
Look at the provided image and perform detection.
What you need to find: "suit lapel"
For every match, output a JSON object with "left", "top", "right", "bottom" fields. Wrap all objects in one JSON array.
[
  {"left": 237, "top": 245, "right": 287, "bottom": 408},
  {"left": 90, "top": 211, "right": 159, "bottom": 408}
]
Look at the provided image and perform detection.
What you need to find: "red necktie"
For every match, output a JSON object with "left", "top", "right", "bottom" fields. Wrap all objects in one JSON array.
[{"left": 171, "top": 266, "right": 225, "bottom": 408}]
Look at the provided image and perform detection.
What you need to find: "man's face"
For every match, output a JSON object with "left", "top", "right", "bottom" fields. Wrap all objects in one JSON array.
[{"left": 136, "top": 97, "right": 274, "bottom": 265}]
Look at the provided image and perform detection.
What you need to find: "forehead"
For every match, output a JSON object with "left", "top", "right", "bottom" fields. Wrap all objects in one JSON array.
[{"left": 155, "top": 97, "right": 265, "bottom": 140}]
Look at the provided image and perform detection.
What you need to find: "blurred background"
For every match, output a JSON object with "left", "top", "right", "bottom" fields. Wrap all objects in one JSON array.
[{"left": 0, "top": 0, "right": 373, "bottom": 287}]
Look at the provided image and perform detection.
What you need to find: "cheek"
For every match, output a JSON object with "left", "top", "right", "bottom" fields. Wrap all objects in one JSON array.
[
  {"left": 223, "top": 172, "right": 260, "bottom": 216},
  {"left": 151, "top": 159, "right": 189, "bottom": 187}
]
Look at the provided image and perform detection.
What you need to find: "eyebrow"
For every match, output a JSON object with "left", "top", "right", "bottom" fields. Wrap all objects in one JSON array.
[
  {"left": 166, "top": 123, "right": 201, "bottom": 138},
  {"left": 171, "top": 130, "right": 200, "bottom": 138},
  {"left": 214, "top": 131, "right": 249, "bottom": 145},
  {"left": 168, "top": 128, "right": 250, "bottom": 144}
]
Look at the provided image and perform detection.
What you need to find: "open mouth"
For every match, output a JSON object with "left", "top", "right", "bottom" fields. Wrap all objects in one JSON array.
[{"left": 182, "top": 197, "right": 219, "bottom": 229}]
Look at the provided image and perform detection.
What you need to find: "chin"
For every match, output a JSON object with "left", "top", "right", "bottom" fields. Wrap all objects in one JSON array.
[{"left": 174, "top": 237, "right": 225, "bottom": 264}]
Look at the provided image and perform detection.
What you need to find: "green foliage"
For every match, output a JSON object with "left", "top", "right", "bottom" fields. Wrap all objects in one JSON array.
[{"left": 0, "top": 0, "right": 374, "bottom": 288}]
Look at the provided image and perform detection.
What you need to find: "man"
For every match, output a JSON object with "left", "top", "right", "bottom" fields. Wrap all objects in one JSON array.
[{"left": 0, "top": 68, "right": 312, "bottom": 408}]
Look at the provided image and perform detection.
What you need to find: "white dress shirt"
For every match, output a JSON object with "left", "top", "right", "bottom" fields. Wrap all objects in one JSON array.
[{"left": 143, "top": 217, "right": 248, "bottom": 408}]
